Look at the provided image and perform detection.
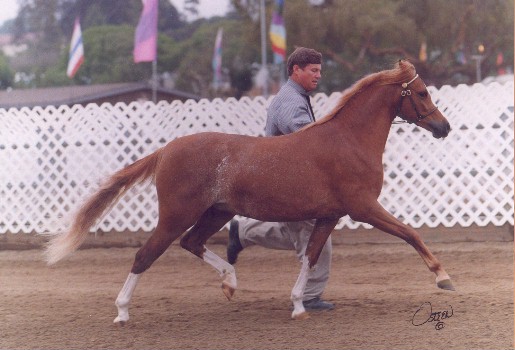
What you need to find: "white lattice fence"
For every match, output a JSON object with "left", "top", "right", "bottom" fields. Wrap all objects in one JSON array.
[{"left": 0, "top": 82, "right": 513, "bottom": 234}]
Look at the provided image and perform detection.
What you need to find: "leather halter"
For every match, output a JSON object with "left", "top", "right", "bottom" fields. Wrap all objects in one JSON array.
[{"left": 396, "top": 74, "right": 438, "bottom": 124}]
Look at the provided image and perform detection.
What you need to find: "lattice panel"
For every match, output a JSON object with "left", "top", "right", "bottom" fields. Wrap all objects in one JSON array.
[{"left": 0, "top": 81, "right": 512, "bottom": 234}]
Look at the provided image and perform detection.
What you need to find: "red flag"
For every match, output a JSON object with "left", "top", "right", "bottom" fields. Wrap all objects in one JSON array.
[{"left": 134, "top": 0, "right": 158, "bottom": 63}]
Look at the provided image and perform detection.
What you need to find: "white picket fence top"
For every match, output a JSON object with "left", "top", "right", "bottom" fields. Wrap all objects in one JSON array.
[{"left": 0, "top": 81, "right": 513, "bottom": 234}]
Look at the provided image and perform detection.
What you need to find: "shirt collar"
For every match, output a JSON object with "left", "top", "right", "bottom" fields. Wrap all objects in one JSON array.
[{"left": 286, "top": 78, "right": 310, "bottom": 97}]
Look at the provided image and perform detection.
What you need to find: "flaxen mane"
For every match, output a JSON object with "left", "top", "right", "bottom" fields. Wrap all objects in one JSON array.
[{"left": 302, "top": 60, "right": 417, "bottom": 131}]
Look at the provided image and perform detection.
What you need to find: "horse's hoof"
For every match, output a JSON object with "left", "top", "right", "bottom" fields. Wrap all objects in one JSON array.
[
  {"left": 291, "top": 311, "right": 310, "bottom": 320},
  {"left": 113, "top": 317, "right": 127, "bottom": 326},
  {"left": 222, "top": 282, "right": 235, "bottom": 300},
  {"left": 437, "top": 279, "right": 455, "bottom": 291}
]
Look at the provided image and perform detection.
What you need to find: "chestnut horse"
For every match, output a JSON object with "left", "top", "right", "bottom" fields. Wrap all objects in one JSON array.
[{"left": 46, "top": 60, "right": 454, "bottom": 322}]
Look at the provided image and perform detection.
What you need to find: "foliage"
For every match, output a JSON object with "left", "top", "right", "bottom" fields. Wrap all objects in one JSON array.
[
  {"left": 8, "top": 0, "right": 187, "bottom": 87},
  {"left": 172, "top": 18, "right": 261, "bottom": 97},
  {"left": 80, "top": 25, "right": 144, "bottom": 84},
  {"left": 279, "top": 0, "right": 514, "bottom": 89},
  {"left": 2, "top": 0, "right": 513, "bottom": 96},
  {"left": 74, "top": 25, "right": 182, "bottom": 85},
  {"left": 13, "top": 0, "right": 185, "bottom": 38},
  {"left": 0, "top": 52, "right": 14, "bottom": 88}
]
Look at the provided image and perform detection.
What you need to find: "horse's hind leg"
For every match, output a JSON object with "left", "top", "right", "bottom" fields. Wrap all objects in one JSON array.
[
  {"left": 356, "top": 202, "right": 454, "bottom": 291},
  {"left": 114, "top": 214, "right": 195, "bottom": 325},
  {"left": 180, "top": 207, "right": 236, "bottom": 299}
]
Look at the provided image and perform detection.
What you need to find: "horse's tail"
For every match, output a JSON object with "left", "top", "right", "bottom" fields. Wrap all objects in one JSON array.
[{"left": 45, "top": 148, "right": 163, "bottom": 265}]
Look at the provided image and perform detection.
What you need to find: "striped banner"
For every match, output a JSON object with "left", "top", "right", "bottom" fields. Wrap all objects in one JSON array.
[
  {"left": 66, "top": 18, "right": 84, "bottom": 78},
  {"left": 269, "top": 0, "right": 286, "bottom": 64}
]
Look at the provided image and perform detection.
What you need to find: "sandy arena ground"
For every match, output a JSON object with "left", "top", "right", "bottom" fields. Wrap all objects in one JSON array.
[{"left": 0, "top": 233, "right": 513, "bottom": 350}]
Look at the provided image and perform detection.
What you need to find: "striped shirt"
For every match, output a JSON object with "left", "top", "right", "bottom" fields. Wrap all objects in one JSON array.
[{"left": 265, "top": 78, "right": 314, "bottom": 136}]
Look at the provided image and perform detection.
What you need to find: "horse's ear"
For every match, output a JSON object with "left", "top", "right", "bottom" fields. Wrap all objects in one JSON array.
[{"left": 397, "top": 59, "right": 411, "bottom": 68}]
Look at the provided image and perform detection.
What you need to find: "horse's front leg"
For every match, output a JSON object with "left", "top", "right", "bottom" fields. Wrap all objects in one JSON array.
[
  {"left": 291, "top": 218, "right": 339, "bottom": 320},
  {"left": 354, "top": 202, "right": 454, "bottom": 291}
]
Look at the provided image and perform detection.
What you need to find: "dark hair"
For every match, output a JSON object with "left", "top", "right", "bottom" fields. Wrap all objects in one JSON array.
[{"left": 287, "top": 47, "right": 322, "bottom": 76}]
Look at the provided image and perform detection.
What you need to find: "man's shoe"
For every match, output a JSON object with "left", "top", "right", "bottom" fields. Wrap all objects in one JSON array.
[
  {"left": 302, "top": 297, "right": 335, "bottom": 311},
  {"left": 227, "top": 219, "right": 243, "bottom": 264}
]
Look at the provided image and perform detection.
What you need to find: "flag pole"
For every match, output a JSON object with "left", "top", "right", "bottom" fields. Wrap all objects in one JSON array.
[
  {"left": 260, "top": 0, "right": 268, "bottom": 97},
  {"left": 152, "top": 59, "right": 157, "bottom": 103}
]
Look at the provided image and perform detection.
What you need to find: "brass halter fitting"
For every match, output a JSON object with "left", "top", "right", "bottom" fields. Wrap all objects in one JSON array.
[
  {"left": 402, "top": 74, "right": 419, "bottom": 90},
  {"left": 396, "top": 74, "right": 438, "bottom": 123}
]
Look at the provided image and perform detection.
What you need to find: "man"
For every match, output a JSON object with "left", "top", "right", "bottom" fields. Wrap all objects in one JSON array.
[{"left": 227, "top": 47, "right": 334, "bottom": 311}]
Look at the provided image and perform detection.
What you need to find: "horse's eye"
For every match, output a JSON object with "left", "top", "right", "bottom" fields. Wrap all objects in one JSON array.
[{"left": 418, "top": 90, "right": 428, "bottom": 98}]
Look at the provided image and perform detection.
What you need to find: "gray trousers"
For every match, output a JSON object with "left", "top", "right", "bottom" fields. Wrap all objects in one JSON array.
[{"left": 237, "top": 218, "right": 332, "bottom": 301}]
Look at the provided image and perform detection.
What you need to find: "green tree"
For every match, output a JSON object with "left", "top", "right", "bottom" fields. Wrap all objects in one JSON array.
[
  {"left": 13, "top": 0, "right": 185, "bottom": 39},
  {"left": 232, "top": 0, "right": 513, "bottom": 89},
  {"left": 0, "top": 53, "right": 14, "bottom": 88},
  {"left": 172, "top": 18, "right": 260, "bottom": 97},
  {"left": 6, "top": 0, "right": 513, "bottom": 95},
  {"left": 65, "top": 25, "right": 181, "bottom": 85},
  {"left": 10, "top": 0, "right": 185, "bottom": 87},
  {"left": 35, "top": 23, "right": 183, "bottom": 87}
]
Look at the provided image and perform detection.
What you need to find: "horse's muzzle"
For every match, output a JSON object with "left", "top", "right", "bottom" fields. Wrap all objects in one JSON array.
[{"left": 430, "top": 120, "right": 451, "bottom": 139}]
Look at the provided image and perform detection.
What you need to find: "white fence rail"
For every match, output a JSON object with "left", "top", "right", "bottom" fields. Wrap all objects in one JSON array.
[{"left": 0, "top": 82, "right": 513, "bottom": 234}]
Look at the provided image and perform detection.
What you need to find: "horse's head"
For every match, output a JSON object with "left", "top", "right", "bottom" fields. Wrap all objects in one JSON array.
[{"left": 396, "top": 74, "right": 451, "bottom": 139}]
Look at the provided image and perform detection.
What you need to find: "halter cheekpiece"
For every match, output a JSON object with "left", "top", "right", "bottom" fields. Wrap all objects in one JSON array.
[{"left": 396, "top": 73, "right": 438, "bottom": 123}]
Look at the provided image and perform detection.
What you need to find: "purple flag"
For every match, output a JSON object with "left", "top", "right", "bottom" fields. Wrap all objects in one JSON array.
[
  {"left": 212, "top": 28, "right": 223, "bottom": 89},
  {"left": 134, "top": 0, "right": 158, "bottom": 63}
]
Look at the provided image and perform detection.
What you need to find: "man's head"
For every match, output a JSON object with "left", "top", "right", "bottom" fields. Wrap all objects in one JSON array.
[{"left": 287, "top": 47, "right": 322, "bottom": 92}]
